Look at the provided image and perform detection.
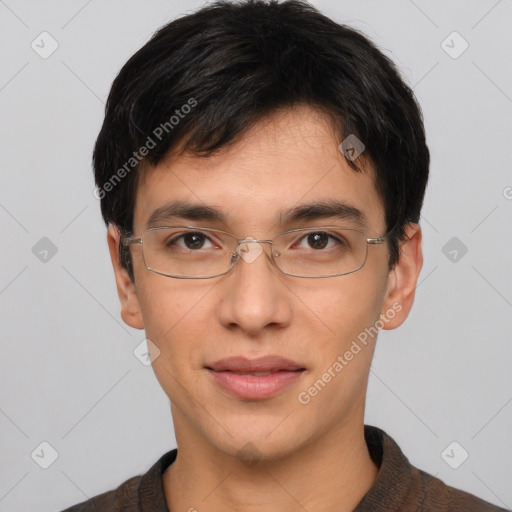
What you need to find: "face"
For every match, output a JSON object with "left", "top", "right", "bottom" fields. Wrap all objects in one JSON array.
[{"left": 109, "top": 105, "right": 422, "bottom": 461}]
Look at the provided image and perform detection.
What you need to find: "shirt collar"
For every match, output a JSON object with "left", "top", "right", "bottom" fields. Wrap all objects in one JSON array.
[{"left": 354, "top": 425, "right": 424, "bottom": 511}]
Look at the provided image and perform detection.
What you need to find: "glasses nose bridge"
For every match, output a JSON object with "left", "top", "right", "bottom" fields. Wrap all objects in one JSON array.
[
  {"left": 237, "top": 236, "right": 273, "bottom": 246},
  {"left": 231, "top": 237, "right": 276, "bottom": 266}
]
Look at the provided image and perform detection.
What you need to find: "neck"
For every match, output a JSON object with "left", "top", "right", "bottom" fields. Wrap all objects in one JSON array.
[{"left": 163, "top": 414, "right": 378, "bottom": 512}]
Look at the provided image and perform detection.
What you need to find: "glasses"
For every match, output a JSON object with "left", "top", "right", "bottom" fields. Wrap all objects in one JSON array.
[{"left": 122, "top": 225, "right": 390, "bottom": 279}]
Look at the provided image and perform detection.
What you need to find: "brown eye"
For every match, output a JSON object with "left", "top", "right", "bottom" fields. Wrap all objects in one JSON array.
[
  {"left": 165, "top": 231, "right": 215, "bottom": 250},
  {"left": 183, "top": 232, "right": 206, "bottom": 249},
  {"left": 307, "top": 232, "right": 329, "bottom": 249}
]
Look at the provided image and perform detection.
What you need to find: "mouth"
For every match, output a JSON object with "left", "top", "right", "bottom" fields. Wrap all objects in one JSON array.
[
  {"left": 206, "top": 355, "right": 305, "bottom": 373},
  {"left": 205, "top": 356, "right": 306, "bottom": 400},
  {"left": 220, "top": 370, "right": 293, "bottom": 376}
]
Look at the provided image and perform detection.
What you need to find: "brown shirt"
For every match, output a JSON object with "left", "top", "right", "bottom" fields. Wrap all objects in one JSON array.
[{"left": 60, "top": 425, "right": 508, "bottom": 511}]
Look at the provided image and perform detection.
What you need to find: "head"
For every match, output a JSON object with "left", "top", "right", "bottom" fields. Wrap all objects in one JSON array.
[{"left": 95, "top": 0, "right": 428, "bottom": 461}]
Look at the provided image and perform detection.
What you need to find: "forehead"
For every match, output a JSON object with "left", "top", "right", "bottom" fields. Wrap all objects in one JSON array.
[{"left": 133, "top": 106, "right": 385, "bottom": 235}]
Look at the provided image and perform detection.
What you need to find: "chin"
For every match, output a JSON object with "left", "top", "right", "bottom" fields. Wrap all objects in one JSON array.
[{"left": 203, "top": 416, "right": 310, "bottom": 464}]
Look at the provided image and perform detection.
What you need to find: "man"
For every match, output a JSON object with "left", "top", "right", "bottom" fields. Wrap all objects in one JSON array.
[{"left": 61, "top": 0, "right": 507, "bottom": 510}]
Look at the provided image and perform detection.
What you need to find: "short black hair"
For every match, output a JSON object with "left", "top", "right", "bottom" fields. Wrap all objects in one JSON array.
[{"left": 93, "top": 0, "right": 429, "bottom": 275}]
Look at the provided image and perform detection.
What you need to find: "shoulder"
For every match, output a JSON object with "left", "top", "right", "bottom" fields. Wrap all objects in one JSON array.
[
  {"left": 58, "top": 450, "right": 177, "bottom": 512},
  {"left": 59, "top": 474, "right": 142, "bottom": 511},
  {"left": 418, "top": 469, "right": 509, "bottom": 512},
  {"left": 358, "top": 426, "right": 508, "bottom": 512}
]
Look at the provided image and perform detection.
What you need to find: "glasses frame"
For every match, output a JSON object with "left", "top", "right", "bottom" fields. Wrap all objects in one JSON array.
[{"left": 122, "top": 225, "right": 391, "bottom": 279}]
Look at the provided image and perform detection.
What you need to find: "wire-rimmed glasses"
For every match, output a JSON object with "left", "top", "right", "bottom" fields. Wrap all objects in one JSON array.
[{"left": 122, "top": 225, "right": 390, "bottom": 279}]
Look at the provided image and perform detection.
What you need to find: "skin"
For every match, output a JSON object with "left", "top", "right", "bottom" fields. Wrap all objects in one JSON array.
[{"left": 108, "top": 105, "right": 423, "bottom": 512}]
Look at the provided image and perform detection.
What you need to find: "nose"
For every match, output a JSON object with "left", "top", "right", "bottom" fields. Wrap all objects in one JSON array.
[{"left": 216, "top": 240, "right": 293, "bottom": 336}]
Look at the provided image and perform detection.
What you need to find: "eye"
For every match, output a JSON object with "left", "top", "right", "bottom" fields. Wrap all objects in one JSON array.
[
  {"left": 168, "top": 231, "right": 215, "bottom": 250},
  {"left": 306, "top": 232, "right": 329, "bottom": 250},
  {"left": 296, "top": 231, "right": 342, "bottom": 250}
]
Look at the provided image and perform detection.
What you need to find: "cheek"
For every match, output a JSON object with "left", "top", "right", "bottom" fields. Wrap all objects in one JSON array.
[
  {"left": 293, "top": 270, "right": 385, "bottom": 347},
  {"left": 293, "top": 275, "right": 386, "bottom": 413},
  {"left": 134, "top": 274, "right": 215, "bottom": 362},
  {"left": 135, "top": 277, "right": 216, "bottom": 405}
]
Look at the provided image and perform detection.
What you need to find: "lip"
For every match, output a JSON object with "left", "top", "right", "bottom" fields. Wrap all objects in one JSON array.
[
  {"left": 205, "top": 356, "right": 306, "bottom": 400},
  {"left": 206, "top": 355, "right": 304, "bottom": 373}
]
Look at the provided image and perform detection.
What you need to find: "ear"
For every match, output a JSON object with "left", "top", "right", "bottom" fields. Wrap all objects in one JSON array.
[
  {"left": 107, "top": 225, "right": 144, "bottom": 330},
  {"left": 380, "top": 223, "right": 423, "bottom": 330}
]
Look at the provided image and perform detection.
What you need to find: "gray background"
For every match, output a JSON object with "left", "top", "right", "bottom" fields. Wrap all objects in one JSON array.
[{"left": 1, "top": 0, "right": 511, "bottom": 510}]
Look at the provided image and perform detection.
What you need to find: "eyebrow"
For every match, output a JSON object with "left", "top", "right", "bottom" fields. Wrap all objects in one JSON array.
[
  {"left": 146, "top": 199, "right": 367, "bottom": 229},
  {"left": 278, "top": 200, "right": 367, "bottom": 228},
  {"left": 146, "top": 200, "right": 225, "bottom": 228}
]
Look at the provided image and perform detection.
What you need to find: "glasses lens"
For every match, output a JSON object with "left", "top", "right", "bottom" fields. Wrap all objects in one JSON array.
[
  {"left": 139, "top": 226, "right": 369, "bottom": 278},
  {"left": 273, "top": 228, "right": 367, "bottom": 277},
  {"left": 142, "top": 227, "right": 233, "bottom": 278}
]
